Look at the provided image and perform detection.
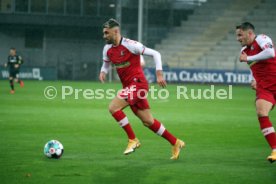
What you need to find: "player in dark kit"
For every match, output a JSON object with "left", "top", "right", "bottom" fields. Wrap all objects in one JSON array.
[
  {"left": 99, "top": 19, "right": 185, "bottom": 160},
  {"left": 4, "top": 48, "right": 24, "bottom": 94},
  {"left": 236, "top": 22, "right": 276, "bottom": 163}
]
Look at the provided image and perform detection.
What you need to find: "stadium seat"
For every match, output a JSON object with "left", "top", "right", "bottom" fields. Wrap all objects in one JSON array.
[{"left": 155, "top": 0, "right": 270, "bottom": 70}]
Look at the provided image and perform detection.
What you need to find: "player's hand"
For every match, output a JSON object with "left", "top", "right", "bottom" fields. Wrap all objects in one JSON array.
[
  {"left": 251, "top": 80, "right": 257, "bottom": 90},
  {"left": 156, "top": 70, "right": 166, "bottom": 88},
  {"left": 4, "top": 63, "right": 7, "bottom": 67},
  {"left": 239, "top": 52, "right": 248, "bottom": 62},
  {"left": 99, "top": 72, "right": 106, "bottom": 83},
  {"left": 14, "top": 64, "right": 19, "bottom": 68}
]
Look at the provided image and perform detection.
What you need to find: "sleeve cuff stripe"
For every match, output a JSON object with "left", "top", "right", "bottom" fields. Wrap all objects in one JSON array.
[{"left": 142, "top": 47, "right": 145, "bottom": 55}]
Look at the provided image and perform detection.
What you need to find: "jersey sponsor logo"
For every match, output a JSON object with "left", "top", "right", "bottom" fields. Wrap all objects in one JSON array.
[
  {"left": 114, "top": 61, "right": 130, "bottom": 69},
  {"left": 250, "top": 45, "right": 254, "bottom": 50},
  {"left": 9, "top": 56, "right": 17, "bottom": 63}
]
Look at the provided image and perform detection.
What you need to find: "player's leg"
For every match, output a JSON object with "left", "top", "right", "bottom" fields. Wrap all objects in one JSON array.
[
  {"left": 15, "top": 72, "right": 24, "bottom": 87},
  {"left": 134, "top": 108, "right": 177, "bottom": 144},
  {"left": 109, "top": 96, "right": 140, "bottom": 155},
  {"left": 134, "top": 107, "right": 185, "bottom": 160},
  {"left": 256, "top": 99, "right": 276, "bottom": 162},
  {"left": 19, "top": 79, "right": 24, "bottom": 87},
  {"left": 8, "top": 75, "right": 15, "bottom": 94}
]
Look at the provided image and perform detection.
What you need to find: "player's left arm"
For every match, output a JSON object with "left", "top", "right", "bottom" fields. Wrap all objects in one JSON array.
[
  {"left": 126, "top": 40, "right": 166, "bottom": 87},
  {"left": 140, "top": 55, "right": 145, "bottom": 67},
  {"left": 246, "top": 35, "right": 275, "bottom": 62},
  {"left": 18, "top": 56, "right": 24, "bottom": 65},
  {"left": 143, "top": 48, "right": 166, "bottom": 88}
]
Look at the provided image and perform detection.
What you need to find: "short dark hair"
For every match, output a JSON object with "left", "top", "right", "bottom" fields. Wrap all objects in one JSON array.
[
  {"left": 103, "top": 18, "right": 120, "bottom": 28},
  {"left": 236, "top": 22, "right": 255, "bottom": 31}
]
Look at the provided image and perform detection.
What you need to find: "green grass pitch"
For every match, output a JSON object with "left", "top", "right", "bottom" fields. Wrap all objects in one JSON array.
[{"left": 0, "top": 80, "right": 275, "bottom": 184}]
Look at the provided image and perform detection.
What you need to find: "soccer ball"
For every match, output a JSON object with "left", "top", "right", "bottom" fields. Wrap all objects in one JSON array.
[{"left": 44, "top": 140, "right": 64, "bottom": 159}]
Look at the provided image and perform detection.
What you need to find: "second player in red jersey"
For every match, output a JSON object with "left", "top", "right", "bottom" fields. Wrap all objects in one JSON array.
[{"left": 236, "top": 22, "right": 276, "bottom": 163}]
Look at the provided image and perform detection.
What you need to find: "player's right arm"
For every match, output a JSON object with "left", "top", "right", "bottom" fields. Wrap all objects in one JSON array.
[
  {"left": 4, "top": 57, "right": 10, "bottom": 67},
  {"left": 251, "top": 80, "right": 257, "bottom": 90},
  {"left": 99, "top": 62, "right": 110, "bottom": 83},
  {"left": 249, "top": 70, "right": 256, "bottom": 90},
  {"left": 99, "top": 45, "right": 111, "bottom": 83}
]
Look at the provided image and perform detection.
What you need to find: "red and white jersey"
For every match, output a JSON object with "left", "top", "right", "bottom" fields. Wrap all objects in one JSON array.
[
  {"left": 241, "top": 34, "right": 276, "bottom": 89},
  {"left": 103, "top": 37, "right": 148, "bottom": 87}
]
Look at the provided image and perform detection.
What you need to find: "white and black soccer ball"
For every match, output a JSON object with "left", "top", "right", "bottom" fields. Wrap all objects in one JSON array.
[{"left": 44, "top": 140, "right": 64, "bottom": 159}]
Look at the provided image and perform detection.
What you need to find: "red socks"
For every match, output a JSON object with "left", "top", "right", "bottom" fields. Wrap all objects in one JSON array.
[
  {"left": 112, "top": 111, "right": 177, "bottom": 145},
  {"left": 149, "top": 119, "right": 177, "bottom": 145},
  {"left": 112, "top": 110, "right": 136, "bottom": 140},
  {"left": 258, "top": 116, "right": 276, "bottom": 149}
]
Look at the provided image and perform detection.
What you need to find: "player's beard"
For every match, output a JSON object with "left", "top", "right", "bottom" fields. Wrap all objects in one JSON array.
[
  {"left": 240, "top": 42, "right": 246, "bottom": 47},
  {"left": 105, "top": 39, "right": 113, "bottom": 44},
  {"left": 242, "top": 37, "right": 250, "bottom": 47},
  {"left": 105, "top": 37, "right": 115, "bottom": 44},
  {"left": 239, "top": 39, "right": 246, "bottom": 47}
]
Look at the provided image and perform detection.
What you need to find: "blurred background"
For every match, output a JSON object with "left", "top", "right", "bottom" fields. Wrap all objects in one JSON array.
[{"left": 0, "top": 0, "right": 275, "bottom": 82}]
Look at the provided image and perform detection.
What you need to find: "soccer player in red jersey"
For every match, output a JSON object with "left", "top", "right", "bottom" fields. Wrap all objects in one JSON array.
[
  {"left": 236, "top": 22, "right": 276, "bottom": 163},
  {"left": 99, "top": 19, "right": 185, "bottom": 160}
]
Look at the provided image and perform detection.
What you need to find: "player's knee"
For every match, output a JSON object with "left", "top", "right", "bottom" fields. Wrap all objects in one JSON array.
[
  {"left": 108, "top": 104, "right": 119, "bottom": 114},
  {"left": 108, "top": 105, "right": 115, "bottom": 114},
  {"left": 256, "top": 100, "right": 273, "bottom": 117},
  {"left": 142, "top": 121, "right": 152, "bottom": 127},
  {"left": 256, "top": 109, "right": 269, "bottom": 117},
  {"left": 141, "top": 119, "right": 153, "bottom": 127}
]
